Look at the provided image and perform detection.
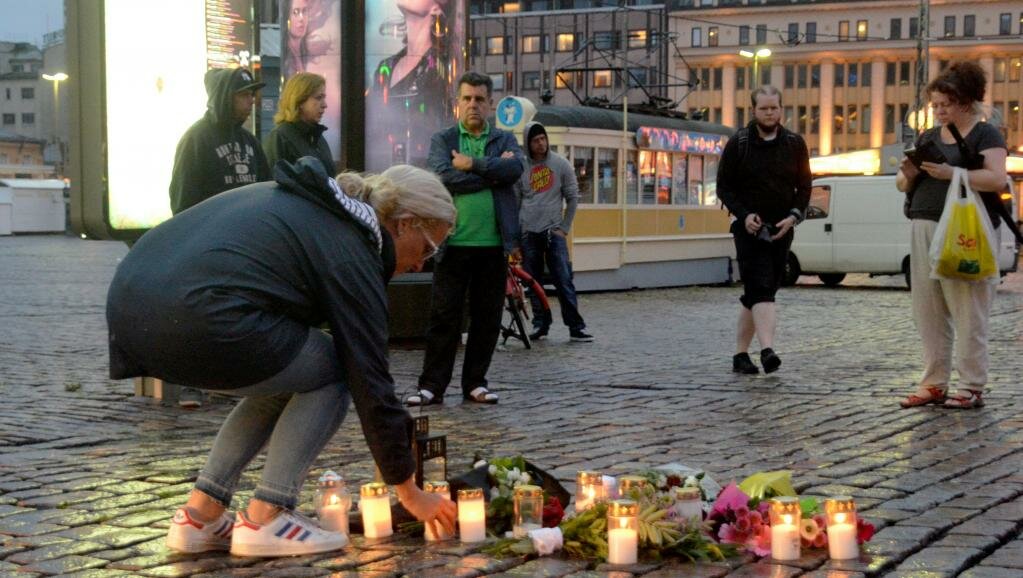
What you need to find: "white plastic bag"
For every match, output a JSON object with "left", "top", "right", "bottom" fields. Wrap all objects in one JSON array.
[{"left": 928, "top": 167, "right": 999, "bottom": 284}]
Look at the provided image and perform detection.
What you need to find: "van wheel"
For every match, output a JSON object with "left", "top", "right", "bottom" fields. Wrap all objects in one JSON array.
[
  {"left": 782, "top": 253, "right": 801, "bottom": 286},
  {"left": 903, "top": 257, "right": 912, "bottom": 289},
  {"left": 818, "top": 273, "right": 846, "bottom": 287}
]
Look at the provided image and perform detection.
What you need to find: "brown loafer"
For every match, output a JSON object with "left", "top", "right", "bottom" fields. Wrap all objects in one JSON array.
[{"left": 900, "top": 386, "right": 947, "bottom": 408}]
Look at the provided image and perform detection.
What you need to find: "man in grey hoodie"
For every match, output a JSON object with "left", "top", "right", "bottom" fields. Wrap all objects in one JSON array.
[{"left": 515, "top": 122, "right": 593, "bottom": 342}]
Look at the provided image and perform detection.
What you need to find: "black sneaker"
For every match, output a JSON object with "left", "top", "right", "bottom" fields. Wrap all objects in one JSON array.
[
  {"left": 569, "top": 330, "right": 594, "bottom": 342},
  {"left": 732, "top": 352, "right": 759, "bottom": 374},
  {"left": 529, "top": 328, "right": 548, "bottom": 341},
  {"left": 760, "top": 348, "right": 781, "bottom": 374}
]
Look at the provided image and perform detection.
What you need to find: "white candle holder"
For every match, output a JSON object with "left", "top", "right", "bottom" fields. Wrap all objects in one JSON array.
[
  {"left": 457, "top": 487, "right": 487, "bottom": 543},
  {"left": 315, "top": 470, "right": 351, "bottom": 535},
  {"left": 617, "top": 475, "right": 647, "bottom": 497},
  {"left": 825, "top": 496, "right": 859, "bottom": 560},
  {"left": 769, "top": 497, "right": 801, "bottom": 561},
  {"left": 513, "top": 484, "right": 544, "bottom": 538},
  {"left": 575, "top": 471, "right": 604, "bottom": 512},
  {"left": 423, "top": 480, "right": 454, "bottom": 541},
  {"left": 607, "top": 499, "right": 639, "bottom": 565},
  {"left": 672, "top": 486, "right": 703, "bottom": 526},
  {"left": 359, "top": 482, "right": 392, "bottom": 539}
]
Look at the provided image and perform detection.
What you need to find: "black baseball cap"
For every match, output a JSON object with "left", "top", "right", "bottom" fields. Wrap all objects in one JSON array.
[{"left": 232, "top": 68, "right": 266, "bottom": 93}]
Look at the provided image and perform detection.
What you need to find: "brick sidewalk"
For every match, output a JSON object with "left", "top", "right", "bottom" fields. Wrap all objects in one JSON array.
[{"left": 1, "top": 235, "right": 1022, "bottom": 577}]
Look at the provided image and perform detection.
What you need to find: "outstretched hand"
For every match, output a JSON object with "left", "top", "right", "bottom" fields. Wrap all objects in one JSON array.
[{"left": 395, "top": 478, "right": 457, "bottom": 538}]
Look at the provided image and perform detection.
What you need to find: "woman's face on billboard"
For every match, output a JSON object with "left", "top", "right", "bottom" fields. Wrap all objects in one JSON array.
[
  {"left": 397, "top": 0, "right": 444, "bottom": 17},
  {"left": 289, "top": 0, "right": 309, "bottom": 39}
]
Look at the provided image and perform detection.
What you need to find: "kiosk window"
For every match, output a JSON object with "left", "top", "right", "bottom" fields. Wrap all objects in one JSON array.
[
  {"left": 625, "top": 151, "right": 639, "bottom": 205},
  {"left": 573, "top": 146, "right": 595, "bottom": 204},
  {"left": 639, "top": 150, "right": 656, "bottom": 204},
  {"left": 597, "top": 148, "right": 618, "bottom": 204}
]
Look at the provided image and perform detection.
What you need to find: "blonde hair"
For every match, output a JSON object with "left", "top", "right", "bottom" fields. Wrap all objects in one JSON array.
[
  {"left": 274, "top": 72, "right": 326, "bottom": 124},
  {"left": 335, "top": 165, "right": 456, "bottom": 226}
]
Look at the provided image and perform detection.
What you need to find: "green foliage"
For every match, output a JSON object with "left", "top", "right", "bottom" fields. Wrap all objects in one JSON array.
[
  {"left": 560, "top": 503, "right": 609, "bottom": 560},
  {"left": 800, "top": 497, "right": 820, "bottom": 518},
  {"left": 481, "top": 536, "right": 536, "bottom": 558},
  {"left": 64, "top": 382, "right": 82, "bottom": 392}
]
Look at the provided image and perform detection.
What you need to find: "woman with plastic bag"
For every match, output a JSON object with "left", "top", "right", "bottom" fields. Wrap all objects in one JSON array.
[{"left": 895, "top": 62, "right": 1008, "bottom": 410}]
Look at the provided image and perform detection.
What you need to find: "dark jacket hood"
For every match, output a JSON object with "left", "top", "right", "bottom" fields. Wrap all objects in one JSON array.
[
  {"left": 524, "top": 121, "right": 549, "bottom": 161},
  {"left": 204, "top": 68, "right": 246, "bottom": 127}
]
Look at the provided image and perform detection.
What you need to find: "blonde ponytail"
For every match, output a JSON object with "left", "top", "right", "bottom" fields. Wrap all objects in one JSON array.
[{"left": 336, "top": 166, "right": 455, "bottom": 226}]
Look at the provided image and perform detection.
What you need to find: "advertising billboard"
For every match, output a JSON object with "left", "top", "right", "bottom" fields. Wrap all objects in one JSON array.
[
  {"left": 280, "top": 0, "right": 342, "bottom": 164},
  {"left": 364, "top": 0, "right": 466, "bottom": 171}
]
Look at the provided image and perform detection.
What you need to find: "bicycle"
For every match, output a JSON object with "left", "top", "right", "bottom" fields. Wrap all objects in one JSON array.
[{"left": 500, "top": 261, "right": 550, "bottom": 349}]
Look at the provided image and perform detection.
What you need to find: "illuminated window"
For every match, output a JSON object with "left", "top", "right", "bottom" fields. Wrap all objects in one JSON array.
[
  {"left": 556, "top": 33, "right": 575, "bottom": 52},
  {"left": 691, "top": 27, "right": 702, "bottom": 48},
  {"left": 628, "top": 30, "right": 647, "bottom": 48},
  {"left": 838, "top": 21, "right": 849, "bottom": 41},
  {"left": 1010, "top": 58, "right": 1022, "bottom": 82},
  {"left": 500, "top": 2, "right": 520, "bottom": 13},
  {"left": 594, "top": 70, "right": 612, "bottom": 88},
  {"left": 708, "top": 27, "right": 719, "bottom": 47},
  {"left": 522, "top": 35, "right": 541, "bottom": 53},
  {"left": 856, "top": 20, "right": 867, "bottom": 41},
  {"left": 486, "top": 36, "right": 505, "bottom": 55},
  {"left": 995, "top": 58, "right": 1006, "bottom": 82},
  {"left": 489, "top": 73, "right": 505, "bottom": 91},
  {"left": 555, "top": 71, "right": 575, "bottom": 89}
]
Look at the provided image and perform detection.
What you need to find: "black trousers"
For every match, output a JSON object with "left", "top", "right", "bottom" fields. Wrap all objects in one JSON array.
[
  {"left": 419, "top": 246, "right": 506, "bottom": 399},
  {"left": 732, "top": 221, "right": 794, "bottom": 309}
]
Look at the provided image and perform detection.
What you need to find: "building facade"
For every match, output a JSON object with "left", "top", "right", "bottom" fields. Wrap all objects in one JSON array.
[
  {"left": 670, "top": 0, "right": 1023, "bottom": 155},
  {"left": 0, "top": 130, "right": 50, "bottom": 179},
  {"left": 0, "top": 42, "right": 44, "bottom": 143},
  {"left": 469, "top": 1, "right": 672, "bottom": 108}
]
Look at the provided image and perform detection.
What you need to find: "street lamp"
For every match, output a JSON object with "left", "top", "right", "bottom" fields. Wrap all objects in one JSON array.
[
  {"left": 739, "top": 48, "right": 772, "bottom": 88},
  {"left": 41, "top": 72, "right": 68, "bottom": 176}
]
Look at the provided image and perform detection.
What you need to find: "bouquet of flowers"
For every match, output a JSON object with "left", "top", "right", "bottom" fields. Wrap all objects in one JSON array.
[{"left": 474, "top": 456, "right": 566, "bottom": 535}]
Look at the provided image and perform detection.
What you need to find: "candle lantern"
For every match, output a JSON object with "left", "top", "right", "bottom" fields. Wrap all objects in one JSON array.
[
  {"left": 416, "top": 435, "right": 447, "bottom": 486},
  {"left": 672, "top": 486, "right": 703, "bottom": 525},
  {"left": 457, "top": 487, "right": 487, "bottom": 543},
  {"left": 575, "top": 471, "right": 604, "bottom": 512},
  {"left": 617, "top": 475, "right": 648, "bottom": 496},
  {"left": 513, "top": 484, "right": 544, "bottom": 538},
  {"left": 423, "top": 480, "right": 454, "bottom": 541},
  {"left": 359, "top": 482, "right": 393, "bottom": 539},
  {"left": 824, "top": 496, "right": 859, "bottom": 560},
  {"left": 607, "top": 499, "right": 639, "bottom": 565},
  {"left": 769, "top": 497, "right": 801, "bottom": 561},
  {"left": 315, "top": 470, "right": 352, "bottom": 535}
]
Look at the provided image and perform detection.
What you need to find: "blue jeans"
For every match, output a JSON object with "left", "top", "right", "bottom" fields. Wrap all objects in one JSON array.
[
  {"left": 195, "top": 329, "right": 350, "bottom": 510},
  {"left": 520, "top": 231, "right": 585, "bottom": 332}
]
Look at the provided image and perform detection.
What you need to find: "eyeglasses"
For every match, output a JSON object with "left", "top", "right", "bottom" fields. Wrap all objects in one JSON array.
[{"left": 415, "top": 224, "right": 442, "bottom": 262}]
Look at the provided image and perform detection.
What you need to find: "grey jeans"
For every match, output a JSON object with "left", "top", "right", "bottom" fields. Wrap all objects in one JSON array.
[{"left": 194, "top": 329, "right": 350, "bottom": 509}]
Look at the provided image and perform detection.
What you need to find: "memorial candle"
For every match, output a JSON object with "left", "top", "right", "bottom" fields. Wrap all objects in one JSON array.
[
  {"left": 769, "top": 497, "right": 801, "bottom": 561},
  {"left": 423, "top": 481, "right": 454, "bottom": 541},
  {"left": 359, "top": 482, "right": 392, "bottom": 539},
  {"left": 825, "top": 496, "right": 859, "bottom": 560},
  {"left": 458, "top": 488, "right": 487, "bottom": 543},
  {"left": 575, "top": 471, "right": 603, "bottom": 512},
  {"left": 606, "top": 499, "right": 639, "bottom": 565}
]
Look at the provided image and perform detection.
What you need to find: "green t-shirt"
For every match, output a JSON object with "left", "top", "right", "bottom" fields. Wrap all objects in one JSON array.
[{"left": 448, "top": 121, "right": 502, "bottom": 247}]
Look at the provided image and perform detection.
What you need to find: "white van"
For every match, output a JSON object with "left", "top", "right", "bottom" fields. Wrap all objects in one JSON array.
[{"left": 786, "top": 175, "right": 1019, "bottom": 287}]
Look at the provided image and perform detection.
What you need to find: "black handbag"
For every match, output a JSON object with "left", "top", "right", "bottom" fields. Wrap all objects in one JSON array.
[{"left": 947, "top": 124, "right": 1023, "bottom": 245}]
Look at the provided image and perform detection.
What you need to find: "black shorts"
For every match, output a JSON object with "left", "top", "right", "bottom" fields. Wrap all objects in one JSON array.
[{"left": 732, "top": 220, "right": 794, "bottom": 309}]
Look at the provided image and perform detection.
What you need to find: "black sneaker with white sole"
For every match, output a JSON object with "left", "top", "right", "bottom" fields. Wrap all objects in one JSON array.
[
  {"left": 529, "top": 328, "right": 548, "bottom": 341},
  {"left": 569, "top": 330, "right": 594, "bottom": 342}
]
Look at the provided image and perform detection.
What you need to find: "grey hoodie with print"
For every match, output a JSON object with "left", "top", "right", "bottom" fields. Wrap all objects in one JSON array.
[{"left": 515, "top": 121, "right": 579, "bottom": 234}]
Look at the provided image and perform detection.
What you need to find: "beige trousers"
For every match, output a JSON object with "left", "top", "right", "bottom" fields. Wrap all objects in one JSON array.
[{"left": 911, "top": 220, "right": 995, "bottom": 391}]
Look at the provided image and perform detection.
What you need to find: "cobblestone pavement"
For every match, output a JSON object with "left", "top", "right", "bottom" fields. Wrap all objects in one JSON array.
[{"left": 1, "top": 235, "right": 1022, "bottom": 578}]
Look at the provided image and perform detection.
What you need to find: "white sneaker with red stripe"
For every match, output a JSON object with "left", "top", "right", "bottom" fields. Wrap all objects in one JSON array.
[
  {"left": 166, "top": 507, "right": 234, "bottom": 553},
  {"left": 230, "top": 509, "right": 348, "bottom": 557}
]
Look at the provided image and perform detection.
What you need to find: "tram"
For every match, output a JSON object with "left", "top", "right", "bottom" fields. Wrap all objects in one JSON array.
[{"left": 503, "top": 104, "right": 735, "bottom": 291}]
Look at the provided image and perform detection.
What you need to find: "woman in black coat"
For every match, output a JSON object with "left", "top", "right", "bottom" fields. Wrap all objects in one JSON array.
[{"left": 264, "top": 72, "right": 336, "bottom": 175}]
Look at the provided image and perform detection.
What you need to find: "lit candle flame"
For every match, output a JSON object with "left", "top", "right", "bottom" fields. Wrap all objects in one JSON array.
[
  {"left": 782, "top": 514, "right": 793, "bottom": 525},
  {"left": 835, "top": 512, "right": 846, "bottom": 524}
]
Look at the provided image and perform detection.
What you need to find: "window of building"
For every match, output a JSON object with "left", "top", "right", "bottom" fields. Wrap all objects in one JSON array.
[
  {"left": 834, "top": 105, "right": 844, "bottom": 134},
  {"left": 594, "top": 31, "right": 619, "bottom": 50},
  {"left": 487, "top": 36, "right": 505, "bottom": 55},
  {"left": 708, "top": 27, "right": 718, "bottom": 47},
  {"left": 797, "top": 64, "right": 807, "bottom": 88},
  {"left": 810, "top": 106, "right": 819, "bottom": 134},
  {"left": 597, "top": 148, "right": 618, "bottom": 204},
  {"left": 523, "top": 71, "right": 541, "bottom": 90},
  {"left": 863, "top": 63, "right": 871, "bottom": 86},
  {"left": 713, "top": 67, "right": 722, "bottom": 90},
  {"left": 556, "top": 33, "right": 575, "bottom": 52},
  {"left": 21, "top": 87, "right": 34, "bottom": 99},
  {"left": 784, "top": 106, "right": 794, "bottom": 131},
  {"left": 944, "top": 16, "right": 955, "bottom": 37},
  {"left": 736, "top": 106, "right": 745, "bottom": 128},
  {"left": 1011, "top": 57, "right": 1022, "bottom": 82},
  {"left": 594, "top": 70, "right": 612, "bottom": 87},
  {"left": 0, "top": 153, "right": 6, "bottom": 164},
  {"left": 787, "top": 23, "right": 798, "bottom": 44},
  {"left": 701, "top": 67, "right": 711, "bottom": 91},
  {"left": 994, "top": 58, "right": 1007, "bottom": 82},
  {"left": 886, "top": 62, "right": 896, "bottom": 86},
  {"left": 900, "top": 61, "right": 911, "bottom": 86},
  {"left": 21, "top": 113, "right": 34, "bottom": 125},
  {"left": 1009, "top": 101, "right": 1020, "bottom": 132},
  {"left": 2, "top": 113, "right": 14, "bottom": 125},
  {"left": 574, "top": 147, "right": 594, "bottom": 204},
  {"left": 861, "top": 104, "right": 871, "bottom": 134},
  {"left": 469, "top": 37, "right": 478, "bottom": 57},
  {"left": 856, "top": 20, "right": 868, "bottom": 41},
  {"left": 691, "top": 27, "right": 702, "bottom": 48},
  {"left": 555, "top": 71, "right": 576, "bottom": 89},
  {"left": 909, "top": 17, "right": 919, "bottom": 38},
  {"left": 797, "top": 105, "right": 807, "bottom": 133},
  {"left": 848, "top": 104, "right": 860, "bottom": 134},
  {"left": 811, "top": 64, "right": 820, "bottom": 88},
  {"left": 784, "top": 64, "right": 794, "bottom": 89},
  {"left": 835, "top": 63, "right": 844, "bottom": 87},
  {"left": 736, "top": 65, "right": 746, "bottom": 89},
  {"left": 848, "top": 63, "right": 858, "bottom": 87},
  {"left": 627, "top": 67, "right": 648, "bottom": 88},
  {"left": 756, "top": 24, "right": 767, "bottom": 44},
  {"left": 489, "top": 73, "right": 505, "bottom": 91},
  {"left": 889, "top": 18, "right": 901, "bottom": 40},
  {"left": 628, "top": 30, "right": 647, "bottom": 48},
  {"left": 964, "top": 15, "right": 975, "bottom": 37},
  {"left": 1020, "top": 13, "right": 1023, "bottom": 34},
  {"left": 806, "top": 22, "right": 816, "bottom": 43},
  {"left": 522, "top": 35, "right": 541, "bottom": 53},
  {"left": 738, "top": 25, "right": 750, "bottom": 46},
  {"left": 838, "top": 21, "right": 849, "bottom": 41},
  {"left": 999, "top": 13, "right": 1011, "bottom": 35}
]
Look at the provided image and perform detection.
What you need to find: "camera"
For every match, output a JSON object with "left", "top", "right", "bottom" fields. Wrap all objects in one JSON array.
[{"left": 756, "top": 224, "right": 776, "bottom": 243}]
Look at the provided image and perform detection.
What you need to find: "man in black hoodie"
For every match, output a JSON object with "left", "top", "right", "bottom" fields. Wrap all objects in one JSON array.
[{"left": 169, "top": 67, "right": 271, "bottom": 215}]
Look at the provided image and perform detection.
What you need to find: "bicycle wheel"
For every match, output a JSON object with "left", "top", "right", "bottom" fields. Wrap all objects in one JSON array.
[{"left": 506, "top": 295, "right": 531, "bottom": 349}]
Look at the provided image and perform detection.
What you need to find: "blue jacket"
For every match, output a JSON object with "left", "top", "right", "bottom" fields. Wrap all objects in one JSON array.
[{"left": 428, "top": 124, "right": 525, "bottom": 254}]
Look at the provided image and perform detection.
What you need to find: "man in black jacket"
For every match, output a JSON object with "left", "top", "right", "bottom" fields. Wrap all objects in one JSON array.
[
  {"left": 169, "top": 67, "right": 271, "bottom": 215},
  {"left": 717, "top": 85, "right": 811, "bottom": 375}
]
